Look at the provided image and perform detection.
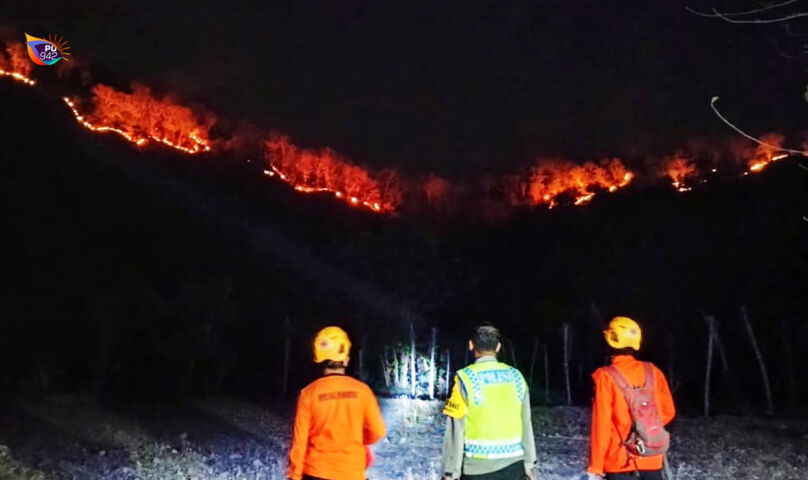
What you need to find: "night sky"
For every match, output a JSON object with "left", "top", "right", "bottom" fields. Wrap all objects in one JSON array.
[{"left": 5, "top": 0, "right": 806, "bottom": 175}]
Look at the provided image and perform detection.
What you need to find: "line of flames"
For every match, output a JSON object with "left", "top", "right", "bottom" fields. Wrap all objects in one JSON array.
[
  {"left": 262, "top": 165, "right": 383, "bottom": 213},
  {"left": 62, "top": 97, "right": 211, "bottom": 155},
  {"left": 0, "top": 67, "right": 35, "bottom": 86},
  {"left": 0, "top": 44, "right": 798, "bottom": 216}
]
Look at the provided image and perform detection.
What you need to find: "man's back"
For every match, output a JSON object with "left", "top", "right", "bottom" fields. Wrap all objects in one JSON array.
[
  {"left": 288, "top": 374, "right": 386, "bottom": 480},
  {"left": 589, "top": 355, "right": 675, "bottom": 475}
]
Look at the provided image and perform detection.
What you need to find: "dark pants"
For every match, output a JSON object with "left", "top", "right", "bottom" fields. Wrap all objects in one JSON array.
[
  {"left": 460, "top": 461, "right": 527, "bottom": 480},
  {"left": 606, "top": 470, "right": 663, "bottom": 480}
]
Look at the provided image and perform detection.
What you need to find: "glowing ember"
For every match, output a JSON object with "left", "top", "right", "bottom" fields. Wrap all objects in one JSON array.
[
  {"left": 64, "top": 84, "right": 213, "bottom": 154},
  {"left": 0, "top": 42, "right": 36, "bottom": 86},
  {"left": 523, "top": 158, "right": 634, "bottom": 208},
  {"left": 661, "top": 156, "right": 697, "bottom": 192},
  {"left": 264, "top": 136, "right": 402, "bottom": 213}
]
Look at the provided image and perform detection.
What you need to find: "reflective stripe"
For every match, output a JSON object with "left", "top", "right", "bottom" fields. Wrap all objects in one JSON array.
[
  {"left": 458, "top": 368, "right": 484, "bottom": 406},
  {"left": 463, "top": 438, "right": 524, "bottom": 459},
  {"left": 459, "top": 361, "right": 527, "bottom": 460}
]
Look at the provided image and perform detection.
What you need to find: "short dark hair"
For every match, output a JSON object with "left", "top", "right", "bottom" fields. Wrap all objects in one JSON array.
[
  {"left": 322, "top": 360, "right": 346, "bottom": 369},
  {"left": 471, "top": 325, "right": 501, "bottom": 352}
]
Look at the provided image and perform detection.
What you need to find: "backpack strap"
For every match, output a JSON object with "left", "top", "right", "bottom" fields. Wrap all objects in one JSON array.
[
  {"left": 604, "top": 365, "right": 633, "bottom": 394},
  {"left": 642, "top": 362, "right": 655, "bottom": 390}
]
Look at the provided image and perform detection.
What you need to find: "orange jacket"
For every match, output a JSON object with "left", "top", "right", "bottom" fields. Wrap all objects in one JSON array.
[
  {"left": 588, "top": 355, "right": 675, "bottom": 475},
  {"left": 287, "top": 374, "right": 386, "bottom": 480}
]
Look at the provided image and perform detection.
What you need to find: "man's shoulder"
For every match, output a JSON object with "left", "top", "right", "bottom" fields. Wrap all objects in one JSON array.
[
  {"left": 303, "top": 374, "right": 367, "bottom": 390},
  {"left": 592, "top": 365, "right": 616, "bottom": 382}
]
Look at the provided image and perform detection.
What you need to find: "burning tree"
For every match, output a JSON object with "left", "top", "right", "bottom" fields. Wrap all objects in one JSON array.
[
  {"left": 72, "top": 83, "right": 214, "bottom": 154},
  {"left": 513, "top": 157, "right": 634, "bottom": 208},
  {"left": 264, "top": 135, "right": 403, "bottom": 213},
  {"left": 0, "top": 40, "right": 35, "bottom": 85},
  {"left": 660, "top": 155, "right": 698, "bottom": 191}
]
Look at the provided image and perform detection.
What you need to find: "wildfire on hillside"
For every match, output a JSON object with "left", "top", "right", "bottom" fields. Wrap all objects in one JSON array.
[
  {"left": 264, "top": 135, "right": 403, "bottom": 213},
  {"left": 744, "top": 133, "right": 787, "bottom": 174},
  {"left": 661, "top": 156, "right": 698, "bottom": 192},
  {"left": 0, "top": 31, "right": 802, "bottom": 217},
  {"left": 0, "top": 41, "right": 36, "bottom": 86},
  {"left": 63, "top": 84, "right": 213, "bottom": 155},
  {"left": 522, "top": 158, "right": 634, "bottom": 208}
]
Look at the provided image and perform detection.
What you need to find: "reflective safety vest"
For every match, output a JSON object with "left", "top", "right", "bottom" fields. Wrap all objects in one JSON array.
[{"left": 456, "top": 361, "right": 527, "bottom": 459}]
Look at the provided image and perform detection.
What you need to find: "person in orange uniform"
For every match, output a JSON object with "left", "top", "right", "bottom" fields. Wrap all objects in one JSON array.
[
  {"left": 587, "top": 317, "right": 675, "bottom": 480},
  {"left": 287, "top": 326, "right": 387, "bottom": 480}
]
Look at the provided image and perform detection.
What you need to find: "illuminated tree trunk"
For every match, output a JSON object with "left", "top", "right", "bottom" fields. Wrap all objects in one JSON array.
[
  {"left": 410, "top": 323, "right": 417, "bottom": 398},
  {"left": 445, "top": 348, "right": 451, "bottom": 397},
  {"left": 429, "top": 327, "right": 437, "bottom": 400},
  {"left": 544, "top": 343, "right": 550, "bottom": 405},
  {"left": 381, "top": 349, "right": 391, "bottom": 389},
  {"left": 528, "top": 337, "right": 539, "bottom": 388},
  {"left": 741, "top": 306, "right": 774, "bottom": 414},
  {"left": 393, "top": 349, "right": 401, "bottom": 388},
  {"left": 563, "top": 323, "right": 571, "bottom": 405},
  {"left": 282, "top": 316, "right": 291, "bottom": 396},
  {"left": 400, "top": 350, "right": 409, "bottom": 391},
  {"left": 704, "top": 315, "right": 715, "bottom": 417},
  {"left": 713, "top": 320, "right": 729, "bottom": 373}
]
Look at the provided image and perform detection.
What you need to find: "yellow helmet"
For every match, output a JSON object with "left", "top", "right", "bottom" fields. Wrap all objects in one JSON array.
[
  {"left": 604, "top": 316, "right": 642, "bottom": 351},
  {"left": 313, "top": 326, "right": 351, "bottom": 363}
]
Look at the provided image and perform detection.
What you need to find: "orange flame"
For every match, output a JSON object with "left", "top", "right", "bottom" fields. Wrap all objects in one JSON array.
[
  {"left": 0, "top": 42, "right": 36, "bottom": 86},
  {"left": 746, "top": 133, "right": 786, "bottom": 174},
  {"left": 264, "top": 135, "right": 402, "bottom": 213},
  {"left": 525, "top": 158, "right": 634, "bottom": 208},
  {"left": 64, "top": 84, "right": 213, "bottom": 154},
  {"left": 661, "top": 155, "right": 697, "bottom": 192}
]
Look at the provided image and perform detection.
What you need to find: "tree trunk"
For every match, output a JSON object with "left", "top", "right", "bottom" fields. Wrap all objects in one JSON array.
[
  {"left": 282, "top": 316, "right": 291, "bottom": 396},
  {"left": 393, "top": 348, "right": 401, "bottom": 388},
  {"left": 528, "top": 337, "right": 539, "bottom": 387},
  {"left": 429, "top": 327, "right": 437, "bottom": 400},
  {"left": 704, "top": 315, "right": 715, "bottom": 417},
  {"left": 544, "top": 343, "right": 550, "bottom": 405},
  {"left": 712, "top": 320, "right": 729, "bottom": 373},
  {"left": 563, "top": 323, "right": 571, "bottom": 405},
  {"left": 741, "top": 306, "right": 774, "bottom": 414},
  {"left": 381, "top": 350, "right": 391, "bottom": 389},
  {"left": 410, "top": 323, "right": 417, "bottom": 398},
  {"left": 445, "top": 348, "right": 451, "bottom": 396}
]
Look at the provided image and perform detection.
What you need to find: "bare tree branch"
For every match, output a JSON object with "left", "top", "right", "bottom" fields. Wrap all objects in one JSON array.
[
  {"left": 712, "top": 10, "right": 808, "bottom": 24},
  {"left": 710, "top": 97, "right": 807, "bottom": 155},
  {"left": 686, "top": 0, "right": 800, "bottom": 18}
]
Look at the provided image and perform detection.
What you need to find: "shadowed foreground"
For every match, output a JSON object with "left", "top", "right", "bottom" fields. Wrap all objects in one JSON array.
[{"left": 0, "top": 398, "right": 805, "bottom": 479}]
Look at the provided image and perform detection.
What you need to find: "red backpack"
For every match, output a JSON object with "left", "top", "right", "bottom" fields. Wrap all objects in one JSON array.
[{"left": 605, "top": 362, "right": 670, "bottom": 457}]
